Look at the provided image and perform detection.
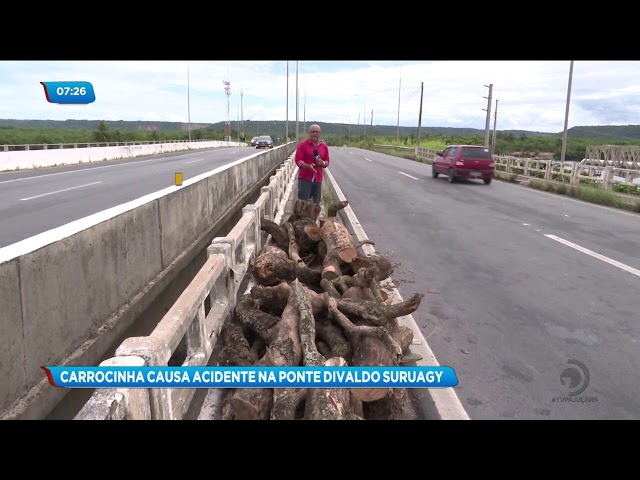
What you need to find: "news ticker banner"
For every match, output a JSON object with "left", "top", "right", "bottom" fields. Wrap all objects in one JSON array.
[{"left": 42, "top": 366, "right": 459, "bottom": 389}]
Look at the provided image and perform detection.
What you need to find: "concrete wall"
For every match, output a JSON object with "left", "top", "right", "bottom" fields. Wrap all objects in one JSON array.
[
  {"left": 0, "top": 140, "right": 245, "bottom": 171},
  {"left": 0, "top": 143, "right": 296, "bottom": 419}
]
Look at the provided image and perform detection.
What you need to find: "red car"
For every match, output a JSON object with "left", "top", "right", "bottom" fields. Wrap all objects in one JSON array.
[{"left": 432, "top": 144, "right": 495, "bottom": 184}]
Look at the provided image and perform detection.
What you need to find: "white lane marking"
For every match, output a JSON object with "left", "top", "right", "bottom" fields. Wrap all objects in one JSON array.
[
  {"left": 398, "top": 171, "right": 420, "bottom": 180},
  {"left": 545, "top": 234, "right": 640, "bottom": 278},
  {"left": 363, "top": 157, "right": 373, "bottom": 162},
  {"left": 20, "top": 181, "right": 103, "bottom": 201},
  {"left": 0, "top": 151, "right": 208, "bottom": 185},
  {"left": 186, "top": 158, "right": 204, "bottom": 164}
]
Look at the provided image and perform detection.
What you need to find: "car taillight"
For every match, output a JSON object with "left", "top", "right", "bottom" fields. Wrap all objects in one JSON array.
[
  {"left": 489, "top": 162, "right": 495, "bottom": 167},
  {"left": 455, "top": 160, "right": 464, "bottom": 166}
]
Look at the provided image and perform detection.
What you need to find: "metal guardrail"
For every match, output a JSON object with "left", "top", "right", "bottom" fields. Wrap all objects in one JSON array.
[
  {"left": 74, "top": 155, "right": 296, "bottom": 420},
  {"left": 1, "top": 139, "right": 212, "bottom": 152}
]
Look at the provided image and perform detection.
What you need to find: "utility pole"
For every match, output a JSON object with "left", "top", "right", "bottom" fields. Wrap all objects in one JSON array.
[
  {"left": 560, "top": 60, "right": 574, "bottom": 163},
  {"left": 491, "top": 99, "right": 499, "bottom": 153},
  {"left": 482, "top": 84, "right": 493, "bottom": 147},
  {"left": 363, "top": 99, "right": 366, "bottom": 141},
  {"left": 240, "top": 89, "right": 245, "bottom": 141},
  {"left": 416, "top": 82, "right": 424, "bottom": 152},
  {"left": 370, "top": 109, "right": 373, "bottom": 131},
  {"left": 396, "top": 61, "right": 401, "bottom": 142},
  {"left": 295, "top": 61, "right": 299, "bottom": 142},
  {"left": 285, "top": 61, "right": 289, "bottom": 143},
  {"left": 187, "top": 62, "right": 191, "bottom": 142}
]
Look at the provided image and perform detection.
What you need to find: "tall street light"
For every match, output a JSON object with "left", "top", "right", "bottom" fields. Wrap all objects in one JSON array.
[
  {"left": 240, "top": 88, "right": 249, "bottom": 141},
  {"left": 286, "top": 61, "right": 289, "bottom": 143},
  {"left": 560, "top": 60, "right": 574, "bottom": 163},
  {"left": 396, "top": 61, "right": 401, "bottom": 142},
  {"left": 295, "top": 61, "right": 299, "bottom": 142},
  {"left": 187, "top": 62, "right": 191, "bottom": 142},
  {"left": 354, "top": 94, "right": 366, "bottom": 140}
]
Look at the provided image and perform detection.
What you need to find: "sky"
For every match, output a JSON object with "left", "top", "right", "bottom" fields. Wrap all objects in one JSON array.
[{"left": 1, "top": 60, "right": 640, "bottom": 134}]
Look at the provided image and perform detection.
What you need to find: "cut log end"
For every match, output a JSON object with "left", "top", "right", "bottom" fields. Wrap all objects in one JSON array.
[
  {"left": 351, "top": 387, "right": 391, "bottom": 403},
  {"left": 338, "top": 247, "right": 358, "bottom": 264}
]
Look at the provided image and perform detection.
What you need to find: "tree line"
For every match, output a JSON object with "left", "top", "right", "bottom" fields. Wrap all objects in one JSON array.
[{"left": 2, "top": 120, "right": 639, "bottom": 161}]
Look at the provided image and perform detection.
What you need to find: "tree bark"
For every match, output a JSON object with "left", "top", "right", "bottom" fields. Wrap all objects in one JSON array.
[{"left": 252, "top": 244, "right": 321, "bottom": 288}]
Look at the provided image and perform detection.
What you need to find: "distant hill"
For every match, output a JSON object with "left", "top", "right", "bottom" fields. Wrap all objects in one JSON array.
[{"left": 2, "top": 118, "right": 640, "bottom": 141}]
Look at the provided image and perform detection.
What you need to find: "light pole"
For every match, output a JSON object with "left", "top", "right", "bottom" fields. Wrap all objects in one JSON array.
[
  {"left": 286, "top": 61, "right": 289, "bottom": 143},
  {"left": 240, "top": 88, "right": 249, "bottom": 141},
  {"left": 295, "top": 61, "right": 299, "bottom": 142},
  {"left": 560, "top": 60, "right": 574, "bottom": 163},
  {"left": 354, "top": 94, "right": 366, "bottom": 141},
  {"left": 396, "top": 61, "right": 401, "bottom": 142},
  {"left": 187, "top": 62, "right": 191, "bottom": 142}
]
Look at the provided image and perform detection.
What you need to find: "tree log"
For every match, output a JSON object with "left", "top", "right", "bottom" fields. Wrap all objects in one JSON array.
[
  {"left": 270, "top": 388, "right": 308, "bottom": 420},
  {"left": 321, "top": 217, "right": 358, "bottom": 263},
  {"left": 290, "top": 199, "right": 321, "bottom": 222},
  {"left": 349, "top": 254, "right": 394, "bottom": 281},
  {"left": 327, "top": 296, "right": 402, "bottom": 402},
  {"left": 321, "top": 251, "right": 343, "bottom": 281},
  {"left": 389, "top": 318, "right": 414, "bottom": 354},
  {"left": 327, "top": 200, "right": 349, "bottom": 218},
  {"left": 226, "top": 285, "right": 303, "bottom": 420},
  {"left": 304, "top": 357, "right": 362, "bottom": 420},
  {"left": 315, "top": 317, "right": 352, "bottom": 362},
  {"left": 363, "top": 388, "right": 407, "bottom": 420},
  {"left": 336, "top": 293, "right": 424, "bottom": 327},
  {"left": 292, "top": 217, "right": 321, "bottom": 258},
  {"left": 252, "top": 244, "right": 321, "bottom": 288},
  {"left": 285, "top": 221, "right": 305, "bottom": 268},
  {"left": 223, "top": 356, "right": 273, "bottom": 420},
  {"left": 217, "top": 320, "right": 258, "bottom": 366},
  {"left": 260, "top": 218, "right": 289, "bottom": 251},
  {"left": 263, "top": 284, "right": 302, "bottom": 367},
  {"left": 233, "top": 294, "right": 281, "bottom": 338}
]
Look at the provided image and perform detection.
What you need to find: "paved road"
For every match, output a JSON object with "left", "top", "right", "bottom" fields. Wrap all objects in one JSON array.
[
  {"left": 328, "top": 147, "right": 640, "bottom": 420},
  {"left": 0, "top": 146, "right": 258, "bottom": 248}
]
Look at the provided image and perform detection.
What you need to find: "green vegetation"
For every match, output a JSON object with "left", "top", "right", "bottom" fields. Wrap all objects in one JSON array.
[{"left": 4, "top": 119, "right": 640, "bottom": 161}]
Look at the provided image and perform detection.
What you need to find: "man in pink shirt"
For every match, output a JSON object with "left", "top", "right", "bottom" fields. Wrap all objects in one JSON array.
[{"left": 295, "top": 124, "right": 330, "bottom": 204}]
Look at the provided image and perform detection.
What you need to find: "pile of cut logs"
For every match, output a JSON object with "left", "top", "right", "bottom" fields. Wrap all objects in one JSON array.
[{"left": 218, "top": 199, "right": 424, "bottom": 420}]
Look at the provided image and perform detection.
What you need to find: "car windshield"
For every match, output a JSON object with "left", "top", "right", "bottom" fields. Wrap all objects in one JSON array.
[
  {"left": 461, "top": 147, "right": 492, "bottom": 159},
  {"left": 257, "top": 136, "right": 271, "bottom": 141}
]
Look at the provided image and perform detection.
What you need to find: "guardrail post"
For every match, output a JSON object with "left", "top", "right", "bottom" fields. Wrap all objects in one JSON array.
[
  {"left": 207, "top": 240, "right": 237, "bottom": 310},
  {"left": 544, "top": 160, "right": 552, "bottom": 180},
  {"left": 243, "top": 204, "right": 262, "bottom": 253},
  {"left": 74, "top": 355, "right": 151, "bottom": 420},
  {"left": 571, "top": 163, "right": 581, "bottom": 184},
  {"left": 115, "top": 336, "right": 174, "bottom": 419},
  {"left": 524, "top": 159, "right": 531, "bottom": 176},
  {"left": 602, "top": 166, "right": 614, "bottom": 189},
  {"left": 260, "top": 185, "right": 274, "bottom": 221}
]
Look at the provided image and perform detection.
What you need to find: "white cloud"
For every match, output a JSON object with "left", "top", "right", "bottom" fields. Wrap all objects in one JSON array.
[{"left": 1, "top": 60, "right": 639, "bottom": 133}]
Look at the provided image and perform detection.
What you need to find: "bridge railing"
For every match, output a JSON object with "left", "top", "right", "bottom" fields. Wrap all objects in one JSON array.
[
  {"left": 0, "top": 139, "right": 212, "bottom": 152},
  {"left": 74, "top": 155, "right": 296, "bottom": 420},
  {"left": 411, "top": 148, "right": 639, "bottom": 195}
]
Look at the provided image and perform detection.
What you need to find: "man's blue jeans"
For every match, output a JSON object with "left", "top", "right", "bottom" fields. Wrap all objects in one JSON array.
[{"left": 298, "top": 178, "right": 322, "bottom": 204}]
